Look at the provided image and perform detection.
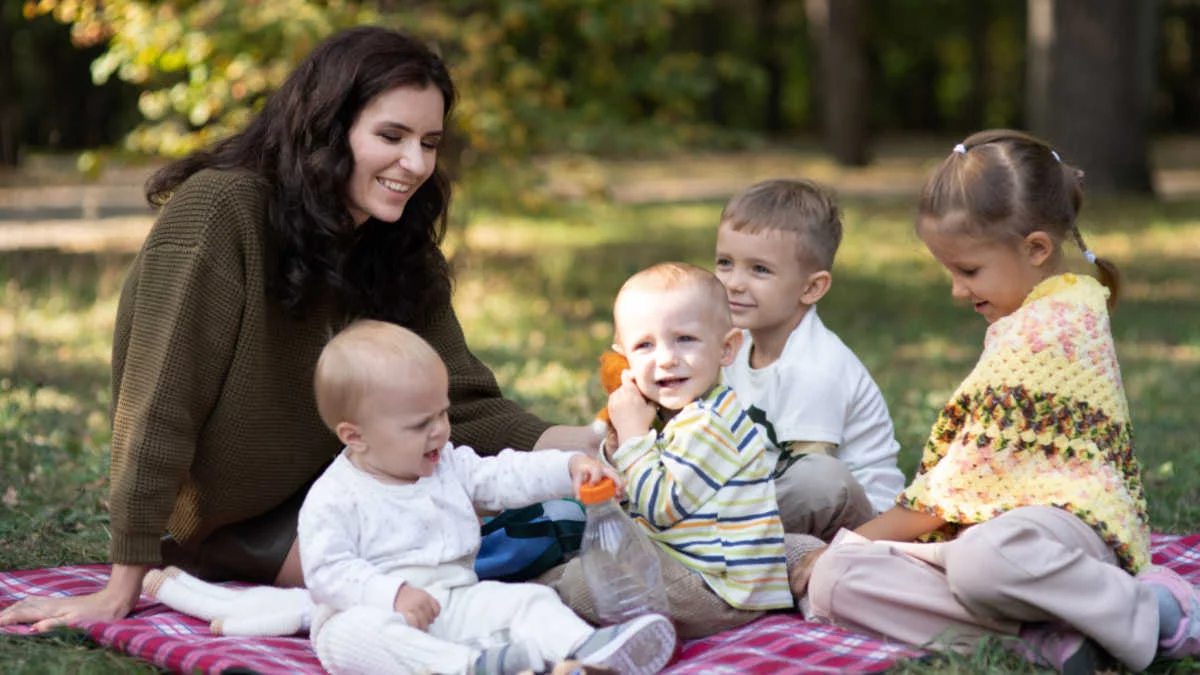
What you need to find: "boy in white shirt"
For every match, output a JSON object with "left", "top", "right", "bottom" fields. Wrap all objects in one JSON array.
[
  {"left": 715, "top": 179, "right": 906, "bottom": 537},
  {"left": 301, "top": 320, "right": 676, "bottom": 675}
]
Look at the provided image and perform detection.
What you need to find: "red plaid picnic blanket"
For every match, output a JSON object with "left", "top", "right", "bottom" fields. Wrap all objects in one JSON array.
[{"left": 3, "top": 533, "right": 1199, "bottom": 674}]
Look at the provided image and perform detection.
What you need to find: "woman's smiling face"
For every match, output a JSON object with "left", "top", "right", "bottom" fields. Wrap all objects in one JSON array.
[{"left": 345, "top": 84, "right": 445, "bottom": 226}]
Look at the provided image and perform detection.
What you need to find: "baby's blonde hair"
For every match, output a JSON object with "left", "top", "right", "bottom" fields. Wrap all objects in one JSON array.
[
  {"left": 614, "top": 262, "right": 732, "bottom": 341},
  {"left": 313, "top": 319, "right": 445, "bottom": 431}
]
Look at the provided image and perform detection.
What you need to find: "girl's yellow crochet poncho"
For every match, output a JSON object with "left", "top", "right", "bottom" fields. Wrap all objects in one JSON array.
[{"left": 899, "top": 274, "right": 1151, "bottom": 573}]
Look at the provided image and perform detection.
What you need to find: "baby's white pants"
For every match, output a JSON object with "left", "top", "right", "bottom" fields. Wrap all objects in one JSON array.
[{"left": 312, "top": 580, "right": 594, "bottom": 674}]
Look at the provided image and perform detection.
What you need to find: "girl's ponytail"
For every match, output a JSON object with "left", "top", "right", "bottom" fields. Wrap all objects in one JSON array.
[
  {"left": 1062, "top": 165, "right": 1120, "bottom": 311},
  {"left": 1069, "top": 226, "right": 1120, "bottom": 311}
]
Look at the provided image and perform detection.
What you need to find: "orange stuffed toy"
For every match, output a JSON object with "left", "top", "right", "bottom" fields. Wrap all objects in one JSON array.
[{"left": 591, "top": 350, "right": 631, "bottom": 443}]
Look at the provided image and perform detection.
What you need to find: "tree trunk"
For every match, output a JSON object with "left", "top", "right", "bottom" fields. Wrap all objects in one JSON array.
[
  {"left": 1026, "top": 0, "right": 1156, "bottom": 194},
  {"left": 805, "top": 0, "right": 869, "bottom": 166},
  {"left": 759, "top": 0, "right": 785, "bottom": 133},
  {"left": 0, "top": 3, "right": 21, "bottom": 166},
  {"left": 965, "top": 1, "right": 989, "bottom": 130}
]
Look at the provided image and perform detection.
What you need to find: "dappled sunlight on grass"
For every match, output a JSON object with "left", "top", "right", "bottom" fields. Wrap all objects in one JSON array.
[
  {"left": 1, "top": 187, "right": 1198, "bottom": 594},
  {"left": 1119, "top": 342, "right": 1200, "bottom": 366},
  {"left": 891, "top": 335, "right": 979, "bottom": 363},
  {"left": 0, "top": 248, "right": 126, "bottom": 569}
]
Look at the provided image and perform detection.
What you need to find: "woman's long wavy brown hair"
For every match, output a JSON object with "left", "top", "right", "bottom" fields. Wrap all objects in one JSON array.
[{"left": 145, "top": 26, "right": 456, "bottom": 325}]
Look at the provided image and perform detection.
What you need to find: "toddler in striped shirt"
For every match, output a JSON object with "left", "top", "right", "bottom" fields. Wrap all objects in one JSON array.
[{"left": 599, "top": 262, "right": 797, "bottom": 634}]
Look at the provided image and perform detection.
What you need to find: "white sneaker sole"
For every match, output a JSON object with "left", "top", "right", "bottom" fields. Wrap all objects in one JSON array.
[{"left": 581, "top": 614, "right": 676, "bottom": 675}]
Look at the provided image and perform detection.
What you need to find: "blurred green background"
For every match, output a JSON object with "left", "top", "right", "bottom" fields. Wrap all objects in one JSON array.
[{"left": 1, "top": 1, "right": 1199, "bottom": 673}]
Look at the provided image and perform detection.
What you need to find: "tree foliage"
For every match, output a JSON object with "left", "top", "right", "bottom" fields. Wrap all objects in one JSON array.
[
  {"left": 25, "top": 0, "right": 375, "bottom": 156},
  {"left": 24, "top": 0, "right": 734, "bottom": 161},
  {"left": 16, "top": 0, "right": 1200, "bottom": 189}
]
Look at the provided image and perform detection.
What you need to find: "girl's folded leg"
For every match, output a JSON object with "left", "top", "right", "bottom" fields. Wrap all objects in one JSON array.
[
  {"left": 938, "top": 506, "right": 1158, "bottom": 671},
  {"left": 807, "top": 534, "right": 1017, "bottom": 652}
]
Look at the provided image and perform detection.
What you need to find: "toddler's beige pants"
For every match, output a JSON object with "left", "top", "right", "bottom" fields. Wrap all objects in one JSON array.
[{"left": 540, "top": 453, "right": 875, "bottom": 639}]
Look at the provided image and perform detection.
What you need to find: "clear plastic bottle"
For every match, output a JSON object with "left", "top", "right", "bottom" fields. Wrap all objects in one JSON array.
[{"left": 577, "top": 477, "right": 670, "bottom": 625}]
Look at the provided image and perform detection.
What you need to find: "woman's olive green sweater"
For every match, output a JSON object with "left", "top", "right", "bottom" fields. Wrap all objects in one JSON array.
[{"left": 108, "top": 168, "right": 549, "bottom": 565}]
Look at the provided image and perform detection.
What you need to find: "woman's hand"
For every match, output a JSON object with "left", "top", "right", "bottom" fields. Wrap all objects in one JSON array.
[
  {"left": 568, "top": 454, "right": 625, "bottom": 498},
  {"left": 534, "top": 425, "right": 604, "bottom": 457},
  {"left": 0, "top": 564, "right": 146, "bottom": 632}
]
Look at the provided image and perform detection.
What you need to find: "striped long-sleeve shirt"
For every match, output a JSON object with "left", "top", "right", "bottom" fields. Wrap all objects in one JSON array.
[{"left": 611, "top": 385, "right": 792, "bottom": 610}]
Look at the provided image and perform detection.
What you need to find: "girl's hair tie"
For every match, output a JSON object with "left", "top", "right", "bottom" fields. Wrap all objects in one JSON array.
[
  {"left": 1051, "top": 150, "right": 1062, "bottom": 162},
  {"left": 953, "top": 143, "right": 967, "bottom": 155},
  {"left": 1084, "top": 250, "right": 1097, "bottom": 264}
]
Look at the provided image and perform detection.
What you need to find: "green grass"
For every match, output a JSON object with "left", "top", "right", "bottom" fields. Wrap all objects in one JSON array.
[
  {"left": 0, "top": 632, "right": 160, "bottom": 675},
  {"left": 1, "top": 169, "right": 1199, "bottom": 672}
]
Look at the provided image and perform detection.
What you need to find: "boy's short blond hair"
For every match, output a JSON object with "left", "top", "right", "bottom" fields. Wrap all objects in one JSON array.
[
  {"left": 614, "top": 262, "right": 732, "bottom": 340},
  {"left": 720, "top": 178, "right": 843, "bottom": 271},
  {"left": 313, "top": 319, "right": 445, "bottom": 431}
]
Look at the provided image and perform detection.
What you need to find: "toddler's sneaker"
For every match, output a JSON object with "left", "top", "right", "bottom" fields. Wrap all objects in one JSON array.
[
  {"left": 570, "top": 613, "right": 676, "bottom": 675},
  {"left": 1137, "top": 565, "right": 1200, "bottom": 659},
  {"left": 1012, "top": 622, "right": 1110, "bottom": 675}
]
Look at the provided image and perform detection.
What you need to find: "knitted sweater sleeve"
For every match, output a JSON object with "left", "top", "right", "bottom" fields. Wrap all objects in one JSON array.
[
  {"left": 107, "top": 173, "right": 255, "bottom": 565},
  {"left": 419, "top": 302, "right": 551, "bottom": 455}
]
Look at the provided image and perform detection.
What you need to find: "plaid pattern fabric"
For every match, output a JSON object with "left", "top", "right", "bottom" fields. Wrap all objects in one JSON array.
[
  {"left": 4, "top": 533, "right": 1199, "bottom": 675},
  {"left": 0, "top": 565, "right": 322, "bottom": 674}
]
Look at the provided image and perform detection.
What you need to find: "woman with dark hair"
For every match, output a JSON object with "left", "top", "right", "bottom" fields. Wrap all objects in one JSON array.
[{"left": 0, "top": 25, "right": 599, "bottom": 630}]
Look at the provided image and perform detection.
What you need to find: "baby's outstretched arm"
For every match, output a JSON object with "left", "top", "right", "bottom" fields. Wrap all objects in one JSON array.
[{"left": 568, "top": 454, "right": 624, "bottom": 496}]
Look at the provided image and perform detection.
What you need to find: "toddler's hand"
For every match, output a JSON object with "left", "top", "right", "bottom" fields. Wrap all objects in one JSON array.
[
  {"left": 788, "top": 545, "right": 828, "bottom": 598},
  {"left": 568, "top": 454, "right": 625, "bottom": 498},
  {"left": 393, "top": 584, "right": 440, "bottom": 631},
  {"left": 607, "top": 371, "right": 657, "bottom": 450}
]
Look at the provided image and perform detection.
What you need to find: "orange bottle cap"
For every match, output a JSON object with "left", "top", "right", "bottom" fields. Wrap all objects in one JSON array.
[{"left": 577, "top": 477, "right": 616, "bottom": 504}]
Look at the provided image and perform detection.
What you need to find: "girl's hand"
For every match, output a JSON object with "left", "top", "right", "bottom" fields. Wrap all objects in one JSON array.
[
  {"left": 393, "top": 584, "right": 440, "bottom": 631},
  {"left": 568, "top": 454, "right": 625, "bottom": 498},
  {"left": 854, "top": 506, "right": 945, "bottom": 543},
  {"left": 607, "top": 371, "right": 657, "bottom": 451}
]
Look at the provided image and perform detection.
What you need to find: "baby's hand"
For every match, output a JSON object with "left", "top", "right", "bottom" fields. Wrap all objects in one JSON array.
[
  {"left": 393, "top": 584, "right": 440, "bottom": 631},
  {"left": 607, "top": 371, "right": 657, "bottom": 449},
  {"left": 568, "top": 454, "right": 625, "bottom": 498}
]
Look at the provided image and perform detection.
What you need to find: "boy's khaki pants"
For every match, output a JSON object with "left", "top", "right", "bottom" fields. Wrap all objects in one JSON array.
[
  {"left": 772, "top": 453, "right": 876, "bottom": 538},
  {"left": 807, "top": 505, "right": 1160, "bottom": 671},
  {"left": 538, "top": 453, "right": 876, "bottom": 639}
]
